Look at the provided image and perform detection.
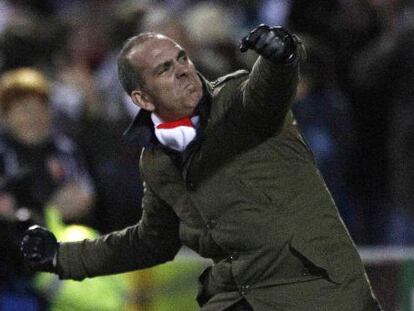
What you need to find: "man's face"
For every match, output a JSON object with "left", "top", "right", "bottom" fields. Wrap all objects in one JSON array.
[{"left": 129, "top": 36, "right": 203, "bottom": 121}]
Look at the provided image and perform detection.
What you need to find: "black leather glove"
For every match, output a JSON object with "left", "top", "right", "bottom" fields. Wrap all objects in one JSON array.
[
  {"left": 20, "top": 225, "right": 59, "bottom": 273},
  {"left": 240, "top": 24, "right": 297, "bottom": 63}
]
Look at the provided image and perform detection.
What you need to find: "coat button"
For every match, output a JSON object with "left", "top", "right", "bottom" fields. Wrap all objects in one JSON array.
[
  {"left": 206, "top": 219, "right": 217, "bottom": 230},
  {"left": 302, "top": 267, "right": 310, "bottom": 276},
  {"left": 239, "top": 284, "right": 250, "bottom": 295},
  {"left": 187, "top": 182, "right": 195, "bottom": 190},
  {"left": 228, "top": 252, "right": 239, "bottom": 261}
]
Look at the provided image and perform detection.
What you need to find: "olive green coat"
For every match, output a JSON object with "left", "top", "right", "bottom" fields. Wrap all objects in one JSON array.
[{"left": 56, "top": 54, "right": 381, "bottom": 310}]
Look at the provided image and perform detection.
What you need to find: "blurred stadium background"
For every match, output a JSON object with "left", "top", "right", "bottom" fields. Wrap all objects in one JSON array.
[{"left": 0, "top": 0, "right": 414, "bottom": 310}]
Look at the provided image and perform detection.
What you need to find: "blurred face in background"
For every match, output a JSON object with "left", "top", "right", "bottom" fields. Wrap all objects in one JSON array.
[{"left": 4, "top": 94, "right": 51, "bottom": 145}]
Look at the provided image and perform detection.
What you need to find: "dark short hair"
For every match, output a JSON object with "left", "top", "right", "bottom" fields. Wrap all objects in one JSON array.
[{"left": 117, "top": 32, "right": 158, "bottom": 95}]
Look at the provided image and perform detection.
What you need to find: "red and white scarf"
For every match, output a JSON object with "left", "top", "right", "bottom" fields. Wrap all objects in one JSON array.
[{"left": 151, "top": 113, "right": 200, "bottom": 152}]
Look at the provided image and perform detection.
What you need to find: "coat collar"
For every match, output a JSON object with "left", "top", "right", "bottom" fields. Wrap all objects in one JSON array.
[{"left": 123, "top": 73, "right": 213, "bottom": 150}]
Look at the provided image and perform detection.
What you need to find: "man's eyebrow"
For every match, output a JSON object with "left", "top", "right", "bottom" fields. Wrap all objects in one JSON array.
[
  {"left": 152, "top": 49, "right": 187, "bottom": 74},
  {"left": 153, "top": 59, "right": 172, "bottom": 74}
]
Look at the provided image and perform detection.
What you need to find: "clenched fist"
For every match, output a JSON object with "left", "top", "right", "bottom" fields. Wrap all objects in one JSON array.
[
  {"left": 20, "top": 225, "right": 59, "bottom": 273},
  {"left": 240, "top": 24, "right": 298, "bottom": 63}
]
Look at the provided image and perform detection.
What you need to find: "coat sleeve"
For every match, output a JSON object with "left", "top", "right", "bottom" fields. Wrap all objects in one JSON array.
[
  {"left": 55, "top": 182, "right": 182, "bottom": 280},
  {"left": 239, "top": 39, "right": 303, "bottom": 135}
]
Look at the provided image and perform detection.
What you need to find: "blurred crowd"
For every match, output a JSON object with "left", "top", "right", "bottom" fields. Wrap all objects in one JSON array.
[{"left": 0, "top": 0, "right": 413, "bottom": 309}]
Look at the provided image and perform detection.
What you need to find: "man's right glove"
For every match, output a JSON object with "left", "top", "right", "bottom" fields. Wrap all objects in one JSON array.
[
  {"left": 240, "top": 24, "right": 298, "bottom": 63},
  {"left": 20, "top": 225, "right": 59, "bottom": 273}
]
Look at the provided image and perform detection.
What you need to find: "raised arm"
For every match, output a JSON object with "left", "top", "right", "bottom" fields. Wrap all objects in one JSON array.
[
  {"left": 21, "top": 182, "right": 181, "bottom": 280},
  {"left": 239, "top": 25, "right": 304, "bottom": 134}
]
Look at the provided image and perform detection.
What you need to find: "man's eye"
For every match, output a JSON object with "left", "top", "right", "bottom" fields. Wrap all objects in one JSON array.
[
  {"left": 159, "top": 64, "right": 170, "bottom": 75},
  {"left": 179, "top": 55, "right": 188, "bottom": 63}
]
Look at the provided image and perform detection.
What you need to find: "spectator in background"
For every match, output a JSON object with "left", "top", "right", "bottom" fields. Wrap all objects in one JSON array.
[
  {"left": 0, "top": 67, "right": 95, "bottom": 310},
  {"left": 288, "top": 0, "right": 386, "bottom": 245},
  {"left": 85, "top": 2, "right": 147, "bottom": 233},
  {"left": 0, "top": 15, "right": 58, "bottom": 72},
  {"left": 350, "top": 2, "right": 414, "bottom": 245},
  {"left": 142, "top": 4, "right": 197, "bottom": 61},
  {"left": 386, "top": 24, "right": 414, "bottom": 245},
  {"left": 347, "top": 0, "right": 414, "bottom": 245},
  {"left": 94, "top": 2, "right": 145, "bottom": 124},
  {"left": 288, "top": 0, "right": 384, "bottom": 94},
  {"left": 0, "top": 1, "right": 146, "bottom": 233},
  {"left": 292, "top": 35, "right": 360, "bottom": 241},
  {"left": 0, "top": 0, "right": 146, "bottom": 234},
  {"left": 0, "top": 68, "right": 95, "bottom": 224},
  {"left": 0, "top": 14, "right": 89, "bottom": 138},
  {"left": 348, "top": 37, "right": 393, "bottom": 244},
  {"left": 258, "top": 0, "right": 292, "bottom": 28},
  {"left": 182, "top": 2, "right": 246, "bottom": 80}
]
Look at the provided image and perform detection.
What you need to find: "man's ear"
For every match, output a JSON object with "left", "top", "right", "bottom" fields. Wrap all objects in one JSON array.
[{"left": 131, "top": 90, "right": 155, "bottom": 111}]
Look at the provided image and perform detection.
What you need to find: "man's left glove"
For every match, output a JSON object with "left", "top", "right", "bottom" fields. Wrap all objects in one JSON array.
[
  {"left": 240, "top": 24, "right": 298, "bottom": 63},
  {"left": 20, "top": 225, "right": 59, "bottom": 273}
]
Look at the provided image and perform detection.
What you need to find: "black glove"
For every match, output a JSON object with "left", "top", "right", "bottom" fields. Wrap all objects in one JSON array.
[
  {"left": 20, "top": 225, "right": 59, "bottom": 273},
  {"left": 240, "top": 24, "right": 296, "bottom": 63}
]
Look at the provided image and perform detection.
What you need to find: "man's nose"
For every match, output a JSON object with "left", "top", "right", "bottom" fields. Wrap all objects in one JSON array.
[{"left": 175, "top": 61, "right": 189, "bottom": 78}]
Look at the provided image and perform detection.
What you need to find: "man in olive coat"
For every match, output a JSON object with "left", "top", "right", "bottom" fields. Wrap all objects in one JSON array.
[{"left": 21, "top": 25, "right": 381, "bottom": 310}]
